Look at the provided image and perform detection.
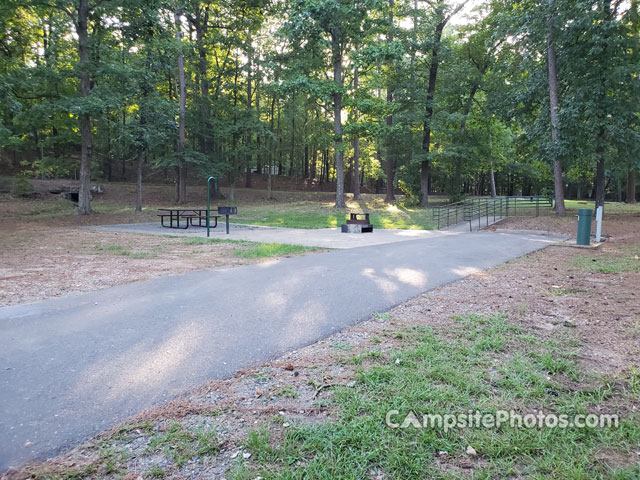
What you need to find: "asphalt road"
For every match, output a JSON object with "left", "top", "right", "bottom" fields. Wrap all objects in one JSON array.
[{"left": 0, "top": 231, "right": 562, "bottom": 471}]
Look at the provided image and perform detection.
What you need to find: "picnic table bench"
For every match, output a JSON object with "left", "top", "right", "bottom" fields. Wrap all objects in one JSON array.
[{"left": 158, "top": 206, "right": 237, "bottom": 233}]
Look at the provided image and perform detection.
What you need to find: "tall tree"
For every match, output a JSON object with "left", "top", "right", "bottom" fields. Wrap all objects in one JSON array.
[
  {"left": 419, "top": 0, "right": 466, "bottom": 206},
  {"left": 174, "top": 7, "right": 187, "bottom": 204},
  {"left": 547, "top": 0, "right": 566, "bottom": 215},
  {"left": 76, "top": 0, "right": 93, "bottom": 214}
]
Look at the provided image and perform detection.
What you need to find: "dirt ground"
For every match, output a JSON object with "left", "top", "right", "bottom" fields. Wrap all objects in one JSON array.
[
  {"left": 0, "top": 227, "right": 275, "bottom": 306},
  {"left": 487, "top": 212, "right": 640, "bottom": 243},
  {"left": 1, "top": 183, "right": 339, "bottom": 306},
  {"left": 6, "top": 213, "right": 639, "bottom": 479}
]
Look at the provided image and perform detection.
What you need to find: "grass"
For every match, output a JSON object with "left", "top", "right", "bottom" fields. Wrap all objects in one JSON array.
[
  {"left": 181, "top": 237, "right": 320, "bottom": 259},
  {"left": 564, "top": 200, "right": 640, "bottom": 215},
  {"left": 145, "top": 423, "right": 219, "bottom": 468},
  {"left": 237, "top": 314, "right": 639, "bottom": 479},
  {"left": 572, "top": 245, "right": 640, "bottom": 274},
  {"left": 90, "top": 238, "right": 319, "bottom": 261},
  {"left": 182, "top": 237, "right": 250, "bottom": 246},
  {"left": 276, "top": 385, "right": 299, "bottom": 399},
  {"left": 235, "top": 242, "right": 318, "bottom": 258},
  {"left": 93, "top": 244, "right": 156, "bottom": 259},
  {"left": 231, "top": 198, "right": 437, "bottom": 230}
]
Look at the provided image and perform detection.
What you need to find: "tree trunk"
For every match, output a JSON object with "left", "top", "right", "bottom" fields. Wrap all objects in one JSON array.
[
  {"left": 577, "top": 179, "right": 582, "bottom": 200},
  {"left": 268, "top": 94, "right": 276, "bottom": 199},
  {"left": 489, "top": 169, "right": 497, "bottom": 197},
  {"left": 175, "top": 9, "right": 187, "bottom": 204},
  {"left": 256, "top": 67, "right": 262, "bottom": 175},
  {"left": 304, "top": 145, "right": 309, "bottom": 179},
  {"left": 331, "top": 26, "right": 346, "bottom": 208},
  {"left": 245, "top": 30, "right": 253, "bottom": 188},
  {"left": 627, "top": 168, "right": 636, "bottom": 203},
  {"left": 385, "top": 0, "right": 395, "bottom": 204},
  {"left": 76, "top": 0, "right": 92, "bottom": 215},
  {"left": 136, "top": 151, "right": 144, "bottom": 212},
  {"left": 547, "top": 0, "right": 566, "bottom": 215},
  {"left": 289, "top": 115, "right": 295, "bottom": 176},
  {"left": 310, "top": 145, "right": 317, "bottom": 181},
  {"left": 594, "top": 126, "right": 606, "bottom": 210},
  {"left": 420, "top": 19, "right": 445, "bottom": 206},
  {"left": 194, "top": 8, "right": 211, "bottom": 156}
]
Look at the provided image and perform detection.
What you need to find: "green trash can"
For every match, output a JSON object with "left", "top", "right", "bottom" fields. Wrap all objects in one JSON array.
[{"left": 577, "top": 208, "right": 592, "bottom": 245}]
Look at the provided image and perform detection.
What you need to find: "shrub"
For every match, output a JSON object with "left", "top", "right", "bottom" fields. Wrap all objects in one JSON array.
[{"left": 11, "top": 177, "right": 36, "bottom": 198}]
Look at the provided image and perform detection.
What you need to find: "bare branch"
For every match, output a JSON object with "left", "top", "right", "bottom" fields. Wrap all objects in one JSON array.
[{"left": 444, "top": 0, "right": 469, "bottom": 25}]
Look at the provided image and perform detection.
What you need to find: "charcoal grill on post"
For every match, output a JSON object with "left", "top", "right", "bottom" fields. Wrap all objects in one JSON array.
[
  {"left": 217, "top": 206, "right": 237, "bottom": 234},
  {"left": 341, "top": 213, "right": 373, "bottom": 233}
]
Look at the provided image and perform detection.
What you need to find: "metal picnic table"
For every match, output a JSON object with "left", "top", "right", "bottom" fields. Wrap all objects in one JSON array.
[{"left": 157, "top": 206, "right": 237, "bottom": 233}]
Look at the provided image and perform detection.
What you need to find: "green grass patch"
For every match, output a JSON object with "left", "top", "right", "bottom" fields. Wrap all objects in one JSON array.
[
  {"left": 231, "top": 199, "right": 437, "bottom": 230},
  {"left": 237, "top": 316, "right": 639, "bottom": 479},
  {"left": 564, "top": 200, "right": 640, "bottom": 215},
  {"left": 182, "top": 237, "right": 250, "bottom": 246},
  {"left": 181, "top": 237, "right": 320, "bottom": 259},
  {"left": 234, "top": 242, "right": 318, "bottom": 258},
  {"left": 572, "top": 246, "right": 640, "bottom": 274},
  {"left": 93, "top": 244, "right": 157, "bottom": 259},
  {"left": 146, "top": 423, "right": 218, "bottom": 468},
  {"left": 276, "top": 385, "right": 299, "bottom": 399}
]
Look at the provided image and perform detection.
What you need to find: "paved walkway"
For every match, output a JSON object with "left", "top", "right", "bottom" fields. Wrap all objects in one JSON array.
[{"left": 0, "top": 231, "right": 565, "bottom": 471}]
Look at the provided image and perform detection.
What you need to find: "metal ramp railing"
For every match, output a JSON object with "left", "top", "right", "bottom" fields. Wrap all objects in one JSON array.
[{"left": 432, "top": 196, "right": 553, "bottom": 231}]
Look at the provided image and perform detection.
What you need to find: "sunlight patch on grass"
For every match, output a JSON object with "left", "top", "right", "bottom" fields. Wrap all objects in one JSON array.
[{"left": 231, "top": 200, "right": 436, "bottom": 230}]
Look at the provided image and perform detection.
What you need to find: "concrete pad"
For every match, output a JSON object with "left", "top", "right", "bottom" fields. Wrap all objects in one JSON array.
[{"left": 84, "top": 222, "right": 462, "bottom": 249}]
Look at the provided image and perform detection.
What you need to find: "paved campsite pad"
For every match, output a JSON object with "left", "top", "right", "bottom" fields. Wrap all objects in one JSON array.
[
  {"left": 84, "top": 221, "right": 463, "bottom": 249},
  {"left": 0, "top": 231, "right": 566, "bottom": 471}
]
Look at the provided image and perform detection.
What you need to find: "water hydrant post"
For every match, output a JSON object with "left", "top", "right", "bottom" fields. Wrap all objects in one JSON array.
[
  {"left": 577, "top": 208, "right": 592, "bottom": 245},
  {"left": 595, "top": 205, "right": 603, "bottom": 242}
]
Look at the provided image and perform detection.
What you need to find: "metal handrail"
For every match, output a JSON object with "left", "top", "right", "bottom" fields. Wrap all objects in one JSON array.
[{"left": 432, "top": 195, "right": 553, "bottom": 231}]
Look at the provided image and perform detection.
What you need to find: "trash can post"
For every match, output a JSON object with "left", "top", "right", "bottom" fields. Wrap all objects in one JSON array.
[{"left": 576, "top": 208, "right": 592, "bottom": 245}]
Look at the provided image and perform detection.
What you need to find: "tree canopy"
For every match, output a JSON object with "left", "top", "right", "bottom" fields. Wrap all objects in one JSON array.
[{"left": 1, "top": 0, "right": 638, "bottom": 212}]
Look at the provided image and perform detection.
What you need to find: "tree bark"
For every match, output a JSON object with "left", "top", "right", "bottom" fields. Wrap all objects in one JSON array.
[
  {"left": 547, "top": 0, "right": 566, "bottom": 215},
  {"left": 175, "top": 9, "right": 187, "bottom": 204},
  {"left": 489, "top": 169, "right": 497, "bottom": 197},
  {"left": 385, "top": 0, "right": 395, "bottom": 203},
  {"left": 289, "top": 115, "right": 295, "bottom": 176},
  {"left": 76, "top": 0, "right": 92, "bottom": 215},
  {"left": 256, "top": 65, "right": 262, "bottom": 175},
  {"left": 310, "top": 143, "right": 317, "bottom": 181},
  {"left": 627, "top": 168, "right": 637, "bottom": 203},
  {"left": 594, "top": 126, "right": 606, "bottom": 209},
  {"left": 351, "top": 57, "right": 361, "bottom": 200},
  {"left": 136, "top": 151, "right": 144, "bottom": 212},
  {"left": 304, "top": 145, "right": 309, "bottom": 179},
  {"left": 420, "top": 18, "right": 445, "bottom": 206},
  {"left": 193, "top": 7, "right": 211, "bottom": 156},
  {"left": 332, "top": 26, "right": 346, "bottom": 208},
  {"left": 245, "top": 31, "right": 253, "bottom": 188}
]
